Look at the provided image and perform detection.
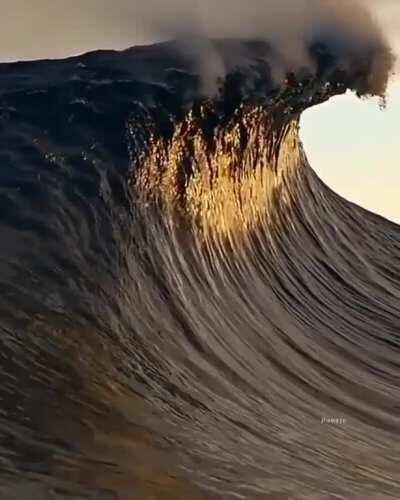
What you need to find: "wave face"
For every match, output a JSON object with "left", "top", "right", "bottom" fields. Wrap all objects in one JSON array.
[{"left": 0, "top": 37, "right": 400, "bottom": 500}]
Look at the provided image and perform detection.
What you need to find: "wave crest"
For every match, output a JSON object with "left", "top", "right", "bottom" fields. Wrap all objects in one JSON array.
[{"left": 134, "top": 103, "right": 302, "bottom": 235}]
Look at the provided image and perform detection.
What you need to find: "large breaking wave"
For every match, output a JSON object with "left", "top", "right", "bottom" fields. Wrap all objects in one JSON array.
[{"left": 0, "top": 8, "right": 399, "bottom": 500}]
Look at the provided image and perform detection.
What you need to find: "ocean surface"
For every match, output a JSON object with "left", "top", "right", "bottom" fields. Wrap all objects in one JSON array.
[{"left": 0, "top": 39, "right": 399, "bottom": 499}]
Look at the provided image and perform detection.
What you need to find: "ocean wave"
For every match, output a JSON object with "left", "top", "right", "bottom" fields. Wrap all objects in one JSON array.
[{"left": 0, "top": 32, "right": 399, "bottom": 500}]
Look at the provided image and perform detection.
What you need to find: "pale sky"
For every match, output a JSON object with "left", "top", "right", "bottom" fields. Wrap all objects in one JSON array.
[
  {"left": 301, "top": 83, "right": 400, "bottom": 224},
  {"left": 0, "top": 0, "right": 398, "bottom": 222}
]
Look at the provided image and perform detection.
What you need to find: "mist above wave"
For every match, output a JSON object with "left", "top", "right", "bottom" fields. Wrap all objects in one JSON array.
[{"left": 132, "top": 0, "right": 395, "bottom": 99}]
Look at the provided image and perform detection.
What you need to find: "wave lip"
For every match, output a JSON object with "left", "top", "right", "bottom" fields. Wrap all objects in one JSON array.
[{"left": 131, "top": 30, "right": 394, "bottom": 235}]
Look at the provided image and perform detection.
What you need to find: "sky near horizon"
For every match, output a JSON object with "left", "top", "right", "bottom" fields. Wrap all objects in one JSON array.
[
  {"left": 301, "top": 83, "right": 400, "bottom": 224},
  {"left": 0, "top": 0, "right": 399, "bottom": 222}
]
